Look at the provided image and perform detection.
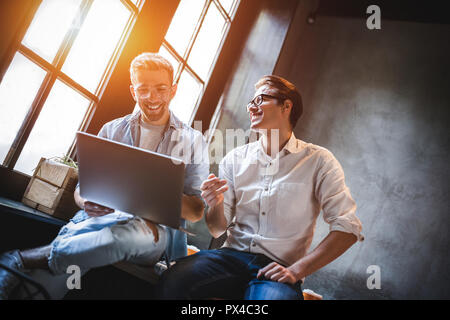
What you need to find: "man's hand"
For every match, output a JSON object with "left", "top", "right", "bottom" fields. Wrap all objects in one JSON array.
[
  {"left": 257, "top": 262, "right": 299, "bottom": 285},
  {"left": 74, "top": 187, "right": 114, "bottom": 217},
  {"left": 200, "top": 174, "right": 228, "bottom": 208},
  {"left": 181, "top": 194, "right": 204, "bottom": 222},
  {"left": 202, "top": 173, "right": 229, "bottom": 238},
  {"left": 257, "top": 231, "right": 358, "bottom": 285},
  {"left": 84, "top": 201, "right": 115, "bottom": 217}
]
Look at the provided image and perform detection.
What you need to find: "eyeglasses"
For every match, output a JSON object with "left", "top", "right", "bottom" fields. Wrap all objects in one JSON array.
[
  {"left": 246, "top": 94, "right": 285, "bottom": 111},
  {"left": 134, "top": 85, "right": 171, "bottom": 99}
]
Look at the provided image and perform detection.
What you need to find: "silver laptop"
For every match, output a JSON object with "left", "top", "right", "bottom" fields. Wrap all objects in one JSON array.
[{"left": 76, "top": 131, "right": 185, "bottom": 230}]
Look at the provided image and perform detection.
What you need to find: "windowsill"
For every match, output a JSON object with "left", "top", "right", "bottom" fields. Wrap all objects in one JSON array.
[{"left": 0, "top": 195, "right": 66, "bottom": 227}]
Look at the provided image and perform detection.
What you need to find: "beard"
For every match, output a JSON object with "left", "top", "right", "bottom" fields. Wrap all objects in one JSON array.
[{"left": 140, "top": 100, "right": 169, "bottom": 123}]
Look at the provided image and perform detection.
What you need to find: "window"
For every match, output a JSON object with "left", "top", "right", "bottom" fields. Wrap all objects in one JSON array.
[
  {"left": 0, "top": 0, "right": 143, "bottom": 175},
  {"left": 156, "top": 0, "right": 240, "bottom": 124}
]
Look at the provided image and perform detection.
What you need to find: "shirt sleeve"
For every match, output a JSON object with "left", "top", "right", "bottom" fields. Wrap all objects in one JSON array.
[
  {"left": 183, "top": 131, "right": 210, "bottom": 198},
  {"left": 97, "top": 123, "right": 109, "bottom": 139},
  {"left": 218, "top": 153, "right": 236, "bottom": 226},
  {"left": 315, "top": 150, "right": 364, "bottom": 241}
]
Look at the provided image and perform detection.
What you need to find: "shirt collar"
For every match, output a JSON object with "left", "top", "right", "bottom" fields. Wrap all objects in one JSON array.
[
  {"left": 256, "top": 131, "right": 303, "bottom": 157},
  {"left": 167, "top": 111, "right": 184, "bottom": 130},
  {"left": 283, "top": 132, "right": 303, "bottom": 154}
]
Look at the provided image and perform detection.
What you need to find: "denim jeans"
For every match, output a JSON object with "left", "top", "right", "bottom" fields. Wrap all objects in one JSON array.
[
  {"left": 158, "top": 248, "right": 303, "bottom": 300},
  {"left": 48, "top": 210, "right": 167, "bottom": 275}
]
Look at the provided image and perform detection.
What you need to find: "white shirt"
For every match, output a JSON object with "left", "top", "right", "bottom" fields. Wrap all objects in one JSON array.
[{"left": 220, "top": 132, "right": 364, "bottom": 268}]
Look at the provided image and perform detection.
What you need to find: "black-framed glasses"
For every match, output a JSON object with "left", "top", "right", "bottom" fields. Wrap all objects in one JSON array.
[{"left": 246, "top": 93, "right": 285, "bottom": 111}]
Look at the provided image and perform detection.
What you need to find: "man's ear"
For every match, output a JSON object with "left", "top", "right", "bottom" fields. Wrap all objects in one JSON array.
[
  {"left": 283, "top": 99, "right": 293, "bottom": 113},
  {"left": 170, "top": 83, "right": 178, "bottom": 100},
  {"left": 130, "top": 85, "right": 137, "bottom": 102}
]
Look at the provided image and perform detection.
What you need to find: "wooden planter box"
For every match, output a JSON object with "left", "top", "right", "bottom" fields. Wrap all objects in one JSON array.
[{"left": 22, "top": 158, "right": 79, "bottom": 221}]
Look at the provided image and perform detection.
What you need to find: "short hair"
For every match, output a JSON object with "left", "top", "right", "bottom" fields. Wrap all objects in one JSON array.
[
  {"left": 130, "top": 52, "right": 174, "bottom": 84},
  {"left": 254, "top": 75, "right": 303, "bottom": 128}
]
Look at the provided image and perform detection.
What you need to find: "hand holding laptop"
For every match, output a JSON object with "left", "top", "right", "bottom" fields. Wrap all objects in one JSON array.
[
  {"left": 76, "top": 189, "right": 160, "bottom": 241},
  {"left": 83, "top": 201, "right": 115, "bottom": 217},
  {"left": 75, "top": 187, "right": 114, "bottom": 217},
  {"left": 84, "top": 199, "right": 160, "bottom": 241}
]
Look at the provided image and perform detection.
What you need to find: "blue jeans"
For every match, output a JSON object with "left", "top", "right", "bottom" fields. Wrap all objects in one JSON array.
[
  {"left": 48, "top": 210, "right": 167, "bottom": 275},
  {"left": 158, "top": 248, "right": 303, "bottom": 300}
]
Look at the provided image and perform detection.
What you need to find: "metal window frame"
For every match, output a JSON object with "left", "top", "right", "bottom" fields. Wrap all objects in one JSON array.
[
  {"left": 2, "top": 0, "right": 141, "bottom": 170},
  {"left": 162, "top": 0, "right": 239, "bottom": 125}
]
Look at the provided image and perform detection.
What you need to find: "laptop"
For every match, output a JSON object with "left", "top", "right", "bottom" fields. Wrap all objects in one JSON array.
[{"left": 75, "top": 131, "right": 185, "bottom": 230}]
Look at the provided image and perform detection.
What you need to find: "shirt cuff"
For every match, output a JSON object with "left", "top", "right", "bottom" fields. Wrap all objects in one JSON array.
[{"left": 329, "top": 215, "right": 365, "bottom": 241}]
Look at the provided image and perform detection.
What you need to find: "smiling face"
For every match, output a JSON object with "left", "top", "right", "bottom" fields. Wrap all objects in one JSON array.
[
  {"left": 130, "top": 69, "right": 177, "bottom": 126},
  {"left": 248, "top": 85, "right": 292, "bottom": 131}
]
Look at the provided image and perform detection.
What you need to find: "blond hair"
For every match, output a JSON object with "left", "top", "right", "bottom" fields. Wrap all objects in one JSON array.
[{"left": 130, "top": 52, "right": 174, "bottom": 84}]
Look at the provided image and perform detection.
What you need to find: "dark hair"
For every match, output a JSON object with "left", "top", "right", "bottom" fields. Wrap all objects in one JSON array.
[{"left": 254, "top": 75, "right": 303, "bottom": 128}]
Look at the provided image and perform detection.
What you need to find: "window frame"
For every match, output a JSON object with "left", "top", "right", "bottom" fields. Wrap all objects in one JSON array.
[
  {"left": 1, "top": 0, "right": 143, "bottom": 171},
  {"left": 162, "top": 0, "right": 239, "bottom": 125}
]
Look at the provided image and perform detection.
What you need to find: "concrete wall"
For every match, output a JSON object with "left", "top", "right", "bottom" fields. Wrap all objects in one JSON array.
[{"left": 275, "top": 1, "right": 450, "bottom": 299}]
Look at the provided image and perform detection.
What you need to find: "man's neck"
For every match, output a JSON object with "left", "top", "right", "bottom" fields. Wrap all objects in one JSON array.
[
  {"left": 140, "top": 111, "right": 170, "bottom": 127},
  {"left": 262, "top": 127, "right": 292, "bottom": 158}
]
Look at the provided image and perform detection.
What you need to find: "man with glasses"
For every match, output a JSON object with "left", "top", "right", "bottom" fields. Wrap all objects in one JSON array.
[
  {"left": 0, "top": 53, "right": 209, "bottom": 299},
  {"left": 158, "top": 75, "right": 364, "bottom": 300}
]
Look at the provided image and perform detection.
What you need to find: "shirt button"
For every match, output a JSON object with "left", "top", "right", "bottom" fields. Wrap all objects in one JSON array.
[
  {"left": 252, "top": 242, "right": 256, "bottom": 247},
  {"left": 264, "top": 187, "right": 268, "bottom": 191},
  {"left": 261, "top": 212, "right": 266, "bottom": 215}
]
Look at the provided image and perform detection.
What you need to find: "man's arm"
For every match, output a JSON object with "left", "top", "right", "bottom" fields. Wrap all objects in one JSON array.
[
  {"left": 205, "top": 202, "right": 228, "bottom": 239},
  {"left": 74, "top": 187, "right": 85, "bottom": 209},
  {"left": 259, "top": 150, "right": 362, "bottom": 284},
  {"left": 181, "top": 194, "right": 205, "bottom": 222},
  {"left": 258, "top": 231, "right": 357, "bottom": 284},
  {"left": 201, "top": 174, "right": 229, "bottom": 238}
]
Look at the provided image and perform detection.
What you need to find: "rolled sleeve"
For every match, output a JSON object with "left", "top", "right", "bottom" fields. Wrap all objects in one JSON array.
[{"left": 315, "top": 151, "right": 364, "bottom": 241}]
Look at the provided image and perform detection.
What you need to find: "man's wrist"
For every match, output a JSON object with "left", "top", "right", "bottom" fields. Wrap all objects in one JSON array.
[
  {"left": 289, "top": 259, "right": 310, "bottom": 281},
  {"left": 78, "top": 198, "right": 86, "bottom": 210},
  {"left": 206, "top": 202, "right": 223, "bottom": 216}
]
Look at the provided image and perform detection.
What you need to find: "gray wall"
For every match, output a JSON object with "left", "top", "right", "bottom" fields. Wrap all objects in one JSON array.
[{"left": 275, "top": 1, "right": 450, "bottom": 299}]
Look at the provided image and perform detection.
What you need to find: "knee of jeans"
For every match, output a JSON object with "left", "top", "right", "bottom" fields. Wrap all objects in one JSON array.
[
  {"left": 157, "top": 257, "right": 199, "bottom": 299},
  {"left": 47, "top": 236, "right": 92, "bottom": 275}
]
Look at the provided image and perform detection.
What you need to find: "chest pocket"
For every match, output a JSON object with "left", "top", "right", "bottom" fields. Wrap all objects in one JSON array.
[{"left": 272, "top": 182, "right": 308, "bottom": 236}]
